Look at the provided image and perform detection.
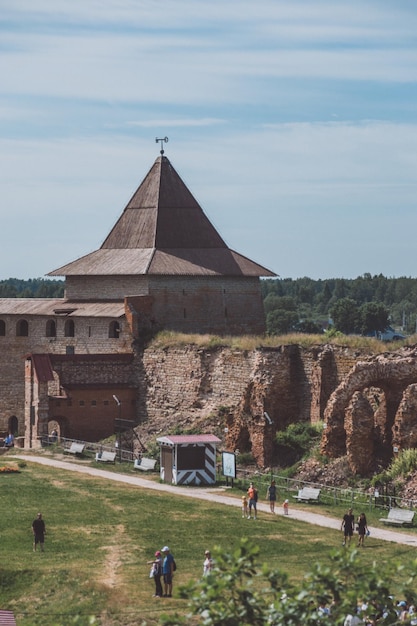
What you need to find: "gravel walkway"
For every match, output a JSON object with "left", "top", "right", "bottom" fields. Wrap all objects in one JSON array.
[{"left": 15, "top": 454, "right": 417, "bottom": 548}]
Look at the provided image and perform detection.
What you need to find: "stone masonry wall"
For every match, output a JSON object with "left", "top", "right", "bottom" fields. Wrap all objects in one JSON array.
[{"left": 136, "top": 344, "right": 369, "bottom": 467}]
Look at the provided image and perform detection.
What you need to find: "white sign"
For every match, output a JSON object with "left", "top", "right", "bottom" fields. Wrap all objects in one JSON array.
[{"left": 222, "top": 451, "right": 236, "bottom": 478}]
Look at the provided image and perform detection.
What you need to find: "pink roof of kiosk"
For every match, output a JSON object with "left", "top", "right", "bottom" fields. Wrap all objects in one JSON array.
[{"left": 157, "top": 434, "right": 221, "bottom": 446}]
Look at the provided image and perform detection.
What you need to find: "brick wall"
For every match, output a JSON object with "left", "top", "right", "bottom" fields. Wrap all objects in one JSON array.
[{"left": 0, "top": 313, "right": 132, "bottom": 437}]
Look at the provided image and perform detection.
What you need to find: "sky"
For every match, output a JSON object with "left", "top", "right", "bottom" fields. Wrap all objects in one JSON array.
[{"left": 1, "top": 0, "right": 417, "bottom": 281}]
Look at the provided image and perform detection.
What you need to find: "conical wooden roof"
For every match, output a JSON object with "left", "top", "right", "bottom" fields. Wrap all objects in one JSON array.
[{"left": 49, "top": 155, "right": 275, "bottom": 277}]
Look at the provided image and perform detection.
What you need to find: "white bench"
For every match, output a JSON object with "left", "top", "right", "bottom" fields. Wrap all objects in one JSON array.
[
  {"left": 293, "top": 487, "right": 321, "bottom": 503},
  {"left": 95, "top": 451, "right": 117, "bottom": 464},
  {"left": 134, "top": 457, "right": 157, "bottom": 471},
  {"left": 64, "top": 442, "right": 85, "bottom": 456},
  {"left": 379, "top": 508, "right": 415, "bottom": 527}
]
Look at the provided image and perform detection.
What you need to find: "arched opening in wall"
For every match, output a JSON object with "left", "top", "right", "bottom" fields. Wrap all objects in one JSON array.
[
  {"left": 8, "top": 415, "right": 18, "bottom": 436},
  {"left": 46, "top": 319, "right": 56, "bottom": 338},
  {"left": 0, "top": 319, "right": 5, "bottom": 336},
  {"left": 48, "top": 419, "right": 61, "bottom": 442},
  {"left": 64, "top": 319, "right": 75, "bottom": 337},
  {"left": 51, "top": 417, "right": 68, "bottom": 439},
  {"left": 16, "top": 319, "right": 29, "bottom": 337},
  {"left": 109, "top": 321, "right": 120, "bottom": 338}
]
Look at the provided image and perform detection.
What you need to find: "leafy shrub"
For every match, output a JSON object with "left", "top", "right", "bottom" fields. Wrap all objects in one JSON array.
[
  {"left": 161, "top": 538, "right": 417, "bottom": 626},
  {"left": 275, "top": 422, "right": 323, "bottom": 466},
  {"left": 385, "top": 448, "right": 417, "bottom": 481},
  {"left": 237, "top": 452, "right": 255, "bottom": 466}
]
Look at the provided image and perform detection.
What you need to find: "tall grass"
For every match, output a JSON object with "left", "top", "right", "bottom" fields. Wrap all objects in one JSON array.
[
  {"left": 148, "top": 330, "right": 412, "bottom": 353},
  {"left": 384, "top": 448, "right": 417, "bottom": 481}
]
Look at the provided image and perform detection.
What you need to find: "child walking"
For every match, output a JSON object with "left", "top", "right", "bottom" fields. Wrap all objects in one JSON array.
[
  {"left": 241, "top": 495, "right": 248, "bottom": 518},
  {"left": 283, "top": 499, "right": 289, "bottom": 515}
]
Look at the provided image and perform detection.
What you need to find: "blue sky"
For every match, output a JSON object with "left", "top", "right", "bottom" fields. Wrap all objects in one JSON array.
[{"left": 1, "top": 1, "right": 417, "bottom": 280}]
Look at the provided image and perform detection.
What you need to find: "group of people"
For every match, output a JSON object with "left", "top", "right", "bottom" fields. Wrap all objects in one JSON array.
[
  {"left": 329, "top": 598, "right": 417, "bottom": 625},
  {"left": 241, "top": 480, "right": 289, "bottom": 519},
  {"left": 341, "top": 508, "right": 369, "bottom": 547},
  {"left": 147, "top": 547, "right": 214, "bottom": 598},
  {"left": 147, "top": 546, "right": 175, "bottom": 598}
]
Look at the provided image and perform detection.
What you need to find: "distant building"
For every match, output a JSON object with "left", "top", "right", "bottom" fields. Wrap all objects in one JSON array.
[{"left": 0, "top": 152, "right": 275, "bottom": 446}]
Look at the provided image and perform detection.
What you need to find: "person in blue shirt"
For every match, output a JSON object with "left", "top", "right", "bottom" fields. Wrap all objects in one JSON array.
[
  {"left": 4, "top": 433, "right": 14, "bottom": 448},
  {"left": 161, "top": 546, "right": 174, "bottom": 597}
]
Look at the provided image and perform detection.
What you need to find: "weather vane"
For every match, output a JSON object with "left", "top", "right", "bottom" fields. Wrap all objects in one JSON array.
[{"left": 155, "top": 136, "right": 169, "bottom": 155}]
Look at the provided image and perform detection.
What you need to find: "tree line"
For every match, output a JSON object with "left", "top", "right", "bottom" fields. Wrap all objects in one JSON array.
[
  {"left": 2, "top": 274, "right": 417, "bottom": 337},
  {"left": 261, "top": 274, "right": 417, "bottom": 336},
  {"left": 0, "top": 278, "right": 65, "bottom": 299}
]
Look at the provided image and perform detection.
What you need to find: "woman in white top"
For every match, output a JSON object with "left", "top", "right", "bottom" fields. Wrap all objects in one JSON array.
[{"left": 203, "top": 550, "right": 214, "bottom": 576}]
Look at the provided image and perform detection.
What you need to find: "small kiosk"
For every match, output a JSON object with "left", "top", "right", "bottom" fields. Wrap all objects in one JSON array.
[{"left": 157, "top": 434, "right": 221, "bottom": 485}]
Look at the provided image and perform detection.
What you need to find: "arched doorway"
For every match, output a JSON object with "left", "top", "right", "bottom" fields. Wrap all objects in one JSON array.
[
  {"left": 8, "top": 415, "right": 18, "bottom": 436},
  {"left": 48, "top": 418, "right": 66, "bottom": 442}
]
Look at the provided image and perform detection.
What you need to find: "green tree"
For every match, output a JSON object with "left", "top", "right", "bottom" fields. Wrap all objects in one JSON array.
[
  {"left": 266, "top": 309, "right": 299, "bottom": 335},
  {"left": 160, "top": 539, "right": 417, "bottom": 626},
  {"left": 359, "top": 301, "right": 390, "bottom": 335},
  {"left": 330, "top": 298, "right": 360, "bottom": 334}
]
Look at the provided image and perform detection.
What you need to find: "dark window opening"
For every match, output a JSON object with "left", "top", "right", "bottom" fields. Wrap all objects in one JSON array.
[
  {"left": 0, "top": 320, "right": 5, "bottom": 336},
  {"left": 109, "top": 321, "right": 120, "bottom": 338},
  {"left": 64, "top": 319, "right": 75, "bottom": 337},
  {"left": 177, "top": 446, "right": 206, "bottom": 470},
  {"left": 16, "top": 319, "right": 29, "bottom": 337},
  {"left": 66, "top": 346, "right": 75, "bottom": 355},
  {"left": 46, "top": 319, "right": 56, "bottom": 337}
]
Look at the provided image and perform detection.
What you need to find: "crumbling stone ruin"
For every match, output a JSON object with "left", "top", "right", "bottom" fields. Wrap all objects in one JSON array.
[
  {"left": 138, "top": 343, "right": 417, "bottom": 474},
  {"left": 321, "top": 347, "right": 417, "bottom": 474}
]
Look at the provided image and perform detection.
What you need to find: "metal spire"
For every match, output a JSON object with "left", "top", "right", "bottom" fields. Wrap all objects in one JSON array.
[{"left": 155, "top": 136, "right": 169, "bottom": 155}]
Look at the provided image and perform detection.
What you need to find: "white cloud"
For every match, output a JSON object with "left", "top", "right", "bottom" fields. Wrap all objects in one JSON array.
[{"left": 1, "top": 0, "right": 417, "bottom": 280}]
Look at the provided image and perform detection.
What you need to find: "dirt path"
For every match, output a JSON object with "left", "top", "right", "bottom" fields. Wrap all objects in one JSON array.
[{"left": 14, "top": 454, "right": 417, "bottom": 548}]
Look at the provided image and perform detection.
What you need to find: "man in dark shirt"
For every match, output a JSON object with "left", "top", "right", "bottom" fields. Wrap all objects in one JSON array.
[
  {"left": 341, "top": 508, "right": 354, "bottom": 546},
  {"left": 32, "top": 512, "right": 46, "bottom": 552}
]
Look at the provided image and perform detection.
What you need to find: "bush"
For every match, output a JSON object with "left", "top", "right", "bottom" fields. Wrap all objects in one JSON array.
[
  {"left": 275, "top": 422, "right": 323, "bottom": 466},
  {"left": 160, "top": 538, "right": 417, "bottom": 626}
]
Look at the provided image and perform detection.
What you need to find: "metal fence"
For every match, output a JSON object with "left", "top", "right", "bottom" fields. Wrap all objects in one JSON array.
[
  {"left": 228, "top": 468, "right": 417, "bottom": 512},
  {"left": 38, "top": 437, "right": 417, "bottom": 512}
]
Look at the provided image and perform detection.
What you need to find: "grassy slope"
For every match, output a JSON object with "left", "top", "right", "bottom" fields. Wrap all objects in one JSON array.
[{"left": 1, "top": 460, "right": 416, "bottom": 626}]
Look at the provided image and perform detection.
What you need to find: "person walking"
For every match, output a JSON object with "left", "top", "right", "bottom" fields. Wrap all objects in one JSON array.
[
  {"left": 341, "top": 508, "right": 355, "bottom": 546},
  {"left": 32, "top": 512, "right": 46, "bottom": 552},
  {"left": 241, "top": 495, "right": 248, "bottom": 518},
  {"left": 247, "top": 482, "right": 258, "bottom": 519},
  {"left": 161, "top": 546, "right": 175, "bottom": 597},
  {"left": 203, "top": 550, "right": 214, "bottom": 576},
  {"left": 147, "top": 550, "right": 163, "bottom": 597},
  {"left": 267, "top": 480, "right": 277, "bottom": 513},
  {"left": 357, "top": 512, "right": 368, "bottom": 547}
]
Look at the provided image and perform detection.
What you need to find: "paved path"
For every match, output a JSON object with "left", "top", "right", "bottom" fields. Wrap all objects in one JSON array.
[{"left": 14, "top": 454, "right": 417, "bottom": 548}]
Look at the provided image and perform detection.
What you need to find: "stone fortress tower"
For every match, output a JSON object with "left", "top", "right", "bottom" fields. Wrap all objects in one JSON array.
[{"left": 0, "top": 149, "right": 275, "bottom": 447}]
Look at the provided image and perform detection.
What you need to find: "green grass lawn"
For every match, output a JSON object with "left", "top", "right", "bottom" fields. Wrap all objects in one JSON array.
[{"left": 1, "top": 459, "right": 416, "bottom": 626}]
